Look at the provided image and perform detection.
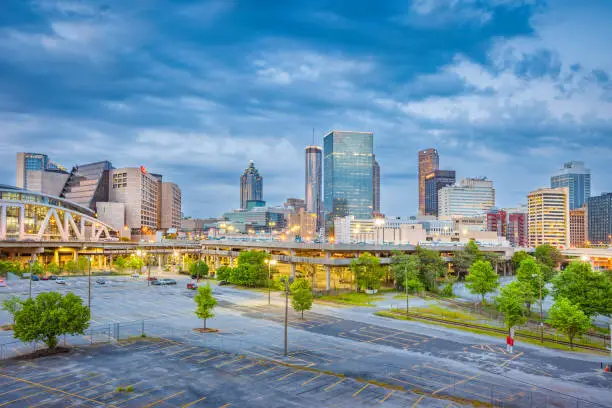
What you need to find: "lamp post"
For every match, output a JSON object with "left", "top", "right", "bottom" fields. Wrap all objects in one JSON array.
[
  {"left": 282, "top": 276, "right": 294, "bottom": 356},
  {"left": 532, "top": 272, "right": 543, "bottom": 343},
  {"left": 265, "top": 259, "right": 277, "bottom": 305},
  {"left": 87, "top": 256, "right": 92, "bottom": 313},
  {"left": 28, "top": 260, "right": 33, "bottom": 299},
  {"left": 405, "top": 265, "right": 409, "bottom": 317}
]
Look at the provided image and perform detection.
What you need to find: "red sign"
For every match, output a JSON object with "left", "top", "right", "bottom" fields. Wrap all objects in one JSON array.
[{"left": 140, "top": 165, "right": 147, "bottom": 174}]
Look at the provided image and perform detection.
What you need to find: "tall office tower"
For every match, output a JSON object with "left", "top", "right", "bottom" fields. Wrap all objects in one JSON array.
[
  {"left": 551, "top": 161, "right": 591, "bottom": 210},
  {"left": 284, "top": 198, "right": 306, "bottom": 212},
  {"left": 587, "top": 193, "right": 612, "bottom": 245},
  {"left": 305, "top": 146, "right": 322, "bottom": 228},
  {"left": 438, "top": 178, "right": 495, "bottom": 217},
  {"left": 507, "top": 212, "right": 528, "bottom": 247},
  {"left": 424, "top": 170, "right": 455, "bottom": 216},
  {"left": 418, "top": 148, "right": 439, "bottom": 215},
  {"left": 240, "top": 161, "right": 263, "bottom": 210},
  {"left": 108, "top": 167, "right": 162, "bottom": 236},
  {"left": 16, "top": 152, "right": 68, "bottom": 193},
  {"left": 569, "top": 207, "right": 587, "bottom": 248},
  {"left": 527, "top": 187, "right": 569, "bottom": 248},
  {"left": 161, "top": 182, "right": 182, "bottom": 230},
  {"left": 61, "top": 161, "right": 113, "bottom": 211},
  {"left": 486, "top": 209, "right": 507, "bottom": 237},
  {"left": 373, "top": 155, "right": 380, "bottom": 215},
  {"left": 324, "top": 130, "right": 374, "bottom": 226}
]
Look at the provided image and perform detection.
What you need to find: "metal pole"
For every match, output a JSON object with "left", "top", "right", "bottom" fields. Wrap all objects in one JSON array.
[
  {"left": 405, "top": 265, "right": 409, "bottom": 317},
  {"left": 284, "top": 279, "right": 289, "bottom": 356},
  {"left": 28, "top": 260, "right": 33, "bottom": 299},
  {"left": 539, "top": 275, "right": 543, "bottom": 343},
  {"left": 268, "top": 263, "right": 271, "bottom": 305},
  {"left": 88, "top": 257, "right": 91, "bottom": 314}
]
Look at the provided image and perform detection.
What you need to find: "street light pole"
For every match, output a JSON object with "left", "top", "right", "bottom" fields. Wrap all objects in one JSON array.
[
  {"left": 405, "top": 265, "right": 409, "bottom": 317},
  {"left": 28, "top": 260, "right": 33, "bottom": 299},
  {"left": 87, "top": 256, "right": 92, "bottom": 313},
  {"left": 284, "top": 277, "right": 289, "bottom": 356},
  {"left": 539, "top": 274, "right": 543, "bottom": 344}
]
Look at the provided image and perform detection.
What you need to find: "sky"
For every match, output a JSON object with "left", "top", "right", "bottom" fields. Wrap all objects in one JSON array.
[{"left": 1, "top": 0, "right": 611, "bottom": 218}]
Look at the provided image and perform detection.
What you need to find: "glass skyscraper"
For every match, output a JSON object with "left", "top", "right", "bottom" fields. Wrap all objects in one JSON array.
[
  {"left": 324, "top": 131, "right": 373, "bottom": 225},
  {"left": 373, "top": 155, "right": 380, "bottom": 215},
  {"left": 424, "top": 169, "right": 456, "bottom": 216},
  {"left": 587, "top": 193, "right": 612, "bottom": 245},
  {"left": 550, "top": 161, "right": 591, "bottom": 210},
  {"left": 305, "top": 146, "right": 322, "bottom": 229},
  {"left": 240, "top": 161, "right": 263, "bottom": 210},
  {"left": 418, "top": 148, "right": 439, "bottom": 215}
]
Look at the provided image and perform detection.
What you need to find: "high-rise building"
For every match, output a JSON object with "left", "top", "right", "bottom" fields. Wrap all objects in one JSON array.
[
  {"left": 240, "top": 161, "right": 263, "bottom": 210},
  {"left": 418, "top": 148, "right": 439, "bottom": 215},
  {"left": 486, "top": 209, "right": 507, "bottom": 237},
  {"left": 373, "top": 155, "right": 380, "bottom": 215},
  {"left": 507, "top": 212, "right": 528, "bottom": 247},
  {"left": 438, "top": 178, "right": 495, "bottom": 218},
  {"left": 304, "top": 146, "right": 322, "bottom": 228},
  {"left": 527, "top": 187, "right": 569, "bottom": 248},
  {"left": 551, "top": 161, "right": 591, "bottom": 210},
  {"left": 424, "top": 170, "right": 455, "bottom": 216},
  {"left": 587, "top": 193, "right": 612, "bottom": 245},
  {"left": 284, "top": 198, "right": 305, "bottom": 212},
  {"left": 323, "top": 131, "right": 374, "bottom": 224},
  {"left": 161, "top": 182, "right": 182, "bottom": 230},
  {"left": 569, "top": 206, "right": 588, "bottom": 248},
  {"left": 16, "top": 152, "right": 68, "bottom": 193},
  {"left": 107, "top": 167, "right": 161, "bottom": 236},
  {"left": 61, "top": 161, "right": 113, "bottom": 211}
]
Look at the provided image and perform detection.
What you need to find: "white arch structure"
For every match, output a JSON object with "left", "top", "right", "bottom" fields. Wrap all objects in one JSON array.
[{"left": 0, "top": 186, "right": 117, "bottom": 242}]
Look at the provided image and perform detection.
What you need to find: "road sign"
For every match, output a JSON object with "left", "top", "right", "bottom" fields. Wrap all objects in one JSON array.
[{"left": 23, "top": 273, "right": 31, "bottom": 278}]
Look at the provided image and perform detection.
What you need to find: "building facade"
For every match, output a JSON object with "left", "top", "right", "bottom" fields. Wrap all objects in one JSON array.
[
  {"left": 323, "top": 131, "right": 374, "bottom": 224},
  {"left": 418, "top": 148, "right": 439, "bottom": 215},
  {"left": 61, "top": 161, "right": 113, "bottom": 211},
  {"left": 507, "top": 212, "right": 528, "bottom": 247},
  {"left": 16, "top": 152, "right": 67, "bottom": 193},
  {"left": 587, "top": 193, "right": 612, "bottom": 245},
  {"left": 373, "top": 155, "right": 380, "bottom": 215},
  {"left": 527, "top": 187, "right": 569, "bottom": 248},
  {"left": 161, "top": 182, "right": 182, "bottom": 230},
  {"left": 569, "top": 206, "right": 588, "bottom": 248},
  {"left": 304, "top": 146, "right": 322, "bottom": 228},
  {"left": 486, "top": 209, "right": 507, "bottom": 237},
  {"left": 551, "top": 161, "right": 591, "bottom": 210},
  {"left": 240, "top": 161, "right": 263, "bottom": 210},
  {"left": 424, "top": 170, "right": 455, "bottom": 216},
  {"left": 438, "top": 178, "right": 495, "bottom": 218}
]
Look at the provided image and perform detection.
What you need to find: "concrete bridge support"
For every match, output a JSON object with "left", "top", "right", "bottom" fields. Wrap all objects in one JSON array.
[{"left": 325, "top": 265, "right": 331, "bottom": 291}]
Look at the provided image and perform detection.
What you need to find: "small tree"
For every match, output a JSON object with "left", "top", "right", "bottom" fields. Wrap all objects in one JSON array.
[
  {"left": 64, "top": 260, "right": 77, "bottom": 274},
  {"left": 465, "top": 260, "right": 499, "bottom": 304},
  {"left": 215, "top": 265, "right": 232, "bottom": 281},
  {"left": 77, "top": 256, "right": 90, "bottom": 273},
  {"left": 13, "top": 292, "right": 90, "bottom": 350},
  {"left": 552, "top": 261, "right": 612, "bottom": 318},
  {"left": 113, "top": 256, "right": 128, "bottom": 273},
  {"left": 127, "top": 256, "right": 144, "bottom": 274},
  {"left": 391, "top": 253, "right": 421, "bottom": 292},
  {"left": 495, "top": 281, "right": 528, "bottom": 334},
  {"left": 30, "top": 261, "right": 43, "bottom": 275},
  {"left": 515, "top": 258, "right": 548, "bottom": 312},
  {"left": 350, "top": 252, "right": 384, "bottom": 291},
  {"left": 534, "top": 244, "right": 563, "bottom": 269},
  {"left": 1, "top": 296, "right": 23, "bottom": 324},
  {"left": 547, "top": 297, "right": 591, "bottom": 349},
  {"left": 290, "top": 279, "right": 313, "bottom": 319},
  {"left": 511, "top": 251, "right": 531, "bottom": 271},
  {"left": 194, "top": 284, "right": 217, "bottom": 329},
  {"left": 453, "top": 240, "right": 482, "bottom": 279},
  {"left": 190, "top": 260, "right": 209, "bottom": 280},
  {"left": 46, "top": 262, "right": 60, "bottom": 274}
]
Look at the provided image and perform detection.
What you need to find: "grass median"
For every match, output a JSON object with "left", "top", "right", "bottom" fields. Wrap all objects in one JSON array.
[{"left": 316, "top": 292, "right": 384, "bottom": 306}]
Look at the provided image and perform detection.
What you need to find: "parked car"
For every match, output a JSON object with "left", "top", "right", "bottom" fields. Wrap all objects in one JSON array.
[
  {"left": 56, "top": 278, "right": 66, "bottom": 284},
  {"left": 0, "top": 280, "right": 7, "bottom": 288},
  {"left": 186, "top": 282, "right": 197, "bottom": 290},
  {"left": 147, "top": 276, "right": 158, "bottom": 282},
  {"left": 131, "top": 273, "right": 140, "bottom": 278},
  {"left": 41, "top": 275, "right": 49, "bottom": 281},
  {"left": 152, "top": 278, "right": 177, "bottom": 286},
  {"left": 31, "top": 275, "right": 40, "bottom": 281},
  {"left": 49, "top": 275, "right": 58, "bottom": 280},
  {"left": 218, "top": 280, "right": 229, "bottom": 286},
  {"left": 96, "top": 278, "right": 106, "bottom": 285}
]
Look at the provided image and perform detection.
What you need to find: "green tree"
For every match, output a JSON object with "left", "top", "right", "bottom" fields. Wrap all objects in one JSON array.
[
  {"left": 482, "top": 252, "right": 502, "bottom": 274},
  {"left": 215, "top": 265, "right": 232, "bottom": 281},
  {"left": 0, "top": 261, "right": 21, "bottom": 276},
  {"left": 453, "top": 240, "right": 482, "bottom": 279},
  {"left": 229, "top": 251, "right": 268, "bottom": 287},
  {"left": 194, "top": 284, "right": 217, "bottom": 329},
  {"left": 46, "top": 262, "right": 60, "bottom": 274},
  {"left": 547, "top": 297, "right": 591, "bottom": 349},
  {"left": 495, "top": 281, "right": 528, "bottom": 334},
  {"left": 391, "top": 252, "right": 423, "bottom": 293},
  {"left": 113, "top": 256, "right": 128, "bottom": 273},
  {"left": 511, "top": 251, "right": 532, "bottom": 271},
  {"left": 350, "top": 252, "right": 384, "bottom": 291},
  {"left": 414, "top": 246, "right": 446, "bottom": 291},
  {"left": 552, "top": 261, "right": 612, "bottom": 318},
  {"left": 127, "top": 256, "right": 144, "bottom": 274},
  {"left": 13, "top": 292, "right": 90, "bottom": 350},
  {"left": 290, "top": 279, "right": 313, "bottom": 319},
  {"left": 190, "top": 260, "right": 209, "bottom": 279},
  {"left": 30, "top": 261, "right": 43, "bottom": 275},
  {"left": 1, "top": 295, "right": 23, "bottom": 324},
  {"left": 64, "top": 260, "right": 77, "bottom": 274},
  {"left": 465, "top": 260, "right": 499, "bottom": 304},
  {"left": 534, "top": 244, "right": 564, "bottom": 269},
  {"left": 77, "top": 256, "right": 90, "bottom": 273},
  {"left": 515, "top": 257, "right": 548, "bottom": 312}
]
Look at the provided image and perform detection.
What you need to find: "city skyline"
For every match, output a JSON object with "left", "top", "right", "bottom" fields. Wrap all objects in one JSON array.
[{"left": 1, "top": 1, "right": 611, "bottom": 217}]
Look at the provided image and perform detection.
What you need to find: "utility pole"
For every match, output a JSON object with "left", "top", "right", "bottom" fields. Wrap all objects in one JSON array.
[
  {"left": 284, "top": 278, "right": 289, "bottom": 356},
  {"left": 405, "top": 265, "right": 409, "bottom": 317},
  {"left": 539, "top": 274, "right": 543, "bottom": 344},
  {"left": 88, "top": 256, "right": 92, "bottom": 313},
  {"left": 28, "top": 260, "right": 33, "bottom": 299}
]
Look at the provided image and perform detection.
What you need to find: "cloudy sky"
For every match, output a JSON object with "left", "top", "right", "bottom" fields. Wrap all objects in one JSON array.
[{"left": 1, "top": 0, "right": 611, "bottom": 218}]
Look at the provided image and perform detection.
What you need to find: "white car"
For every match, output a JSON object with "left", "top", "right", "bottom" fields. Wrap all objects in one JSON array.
[{"left": 56, "top": 278, "right": 66, "bottom": 285}]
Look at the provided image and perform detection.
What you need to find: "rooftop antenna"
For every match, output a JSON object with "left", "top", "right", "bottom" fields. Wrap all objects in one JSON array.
[{"left": 312, "top": 128, "right": 315, "bottom": 146}]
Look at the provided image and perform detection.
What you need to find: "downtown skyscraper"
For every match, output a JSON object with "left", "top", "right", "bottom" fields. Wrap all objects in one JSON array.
[
  {"left": 418, "top": 148, "right": 439, "bottom": 215},
  {"left": 550, "top": 161, "right": 591, "bottom": 210},
  {"left": 305, "top": 145, "right": 323, "bottom": 229},
  {"left": 373, "top": 155, "right": 380, "bottom": 215},
  {"left": 324, "top": 131, "right": 373, "bottom": 225},
  {"left": 240, "top": 161, "right": 263, "bottom": 210}
]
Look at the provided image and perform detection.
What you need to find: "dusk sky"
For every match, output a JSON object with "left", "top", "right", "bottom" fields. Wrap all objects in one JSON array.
[{"left": 1, "top": 0, "right": 611, "bottom": 218}]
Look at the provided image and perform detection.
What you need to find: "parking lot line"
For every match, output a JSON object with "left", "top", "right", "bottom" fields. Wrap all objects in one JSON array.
[
  {"left": 218, "top": 404, "right": 231, "bottom": 408},
  {"left": 113, "top": 389, "right": 154, "bottom": 406},
  {"left": 255, "top": 365, "right": 279, "bottom": 376},
  {"left": 181, "top": 395, "right": 207, "bottom": 407},
  {"left": 166, "top": 346, "right": 199, "bottom": 357},
  {"left": 352, "top": 383, "right": 370, "bottom": 397},
  {"left": 499, "top": 352, "right": 524, "bottom": 367},
  {"left": 0, "top": 390, "right": 46, "bottom": 407},
  {"left": 215, "top": 356, "right": 245, "bottom": 368},
  {"left": 277, "top": 371, "right": 299, "bottom": 381},
  {"left": 142, "top": 390, "right": 185, "bottom": 408},
  {"left": 324, "top": 378, "right": 344, "bottom": 391},
  {"left": 181, "top": 350, "right": 212, "bottom": 360},
  {"left": 381, "top": 390, "right": 395, "bottom": 403},
  {"left": 235, "top": 362, "right": 259, "bottom": 373},
  {"left": 301, "top": 373, "right": 322, "bottom": 386},
  {"left": 411, "top": 395, "right": 425, "bottom": 407}
]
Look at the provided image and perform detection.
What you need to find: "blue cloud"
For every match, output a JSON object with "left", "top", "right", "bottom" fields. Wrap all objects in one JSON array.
[{"left": 0, "top": 0, "right": 611, "bottom": 217}]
